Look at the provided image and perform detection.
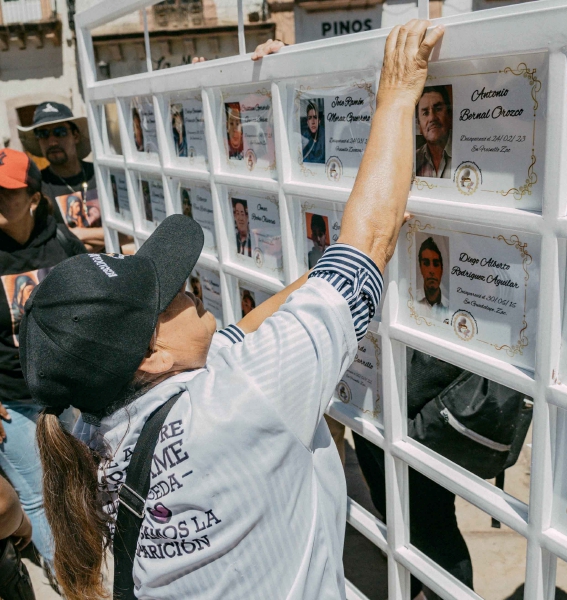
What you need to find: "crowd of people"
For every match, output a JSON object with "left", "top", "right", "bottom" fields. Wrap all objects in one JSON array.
[{"left": 0, "top": 19, "right": 530, "bottom": 600}]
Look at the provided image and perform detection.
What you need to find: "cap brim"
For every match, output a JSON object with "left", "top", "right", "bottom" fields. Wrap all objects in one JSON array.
[
  {"left": 0, "top": 173, "right": 27, "bottom": 189},
  {"left": 137, "top": 214, "right": 204, "bottom": 312}
]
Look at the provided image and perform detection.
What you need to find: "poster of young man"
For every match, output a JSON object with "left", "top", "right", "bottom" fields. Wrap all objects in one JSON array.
[
  {"left": 131, "top": 97, "right": 158, "bottom": 154},
  {"left": 404, "top": 218, "right": 541, "bottom": 371},
  {"left": 55, "top": 190, "right": 101, "bottom": 230},
  {"left": 180, "top": 185, "right": 216, "bottom": 254},
  {"left": 336, "top": 332, "right": 382, "bottom": 425},
  {"left": 239, "top": 283, "right": 272, "bottom": 318},
  {"left": 104, "top": 102, "right": 122, "bottom": 155},
  {"left": 290, "top": 76, "right": 376, "bottom": 186},
  {"left": 302, "top": 204, "right": 343, "bottom": 270},
  {"left": 170, "top": 94, "right": 208, "bottom": 166},
  {"left": 411, "top": 53, "right": 547, "bottom": 210},
  {"left": 229, "top": 192, "right": 283, "bottom": 276},
  {"left": 221, "top": 89, "right": 276, "bottom": 176},
  {"left": 140, "top": 178, "right": 167, "bottom": 225},
  {"left": 189, "top": 268, "right": 223, "bottom": 328},
  {"left": 109, "top": 171, "right": 131, "bottom": 220}
]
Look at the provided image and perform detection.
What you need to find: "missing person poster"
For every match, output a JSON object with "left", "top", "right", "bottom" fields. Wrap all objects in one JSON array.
[
  {"left": 411, "top": 52, "right": 547, "bottom": 211},
  {"left": 403, "top": 217, "right": 540, "bottom": 371},
  {"left": 239, "top": 282, "right": 272, "bottom": 318},
  {"left": 290, "top": 77, "right": 376, "bottom": 186},
  {"left": 140, "top": 178, "right": 166, "bottom": 225},
  {"left": 131, "top": 97, "right": 158, "bottom": 154},
  {"left": 336, "top": 332, "right": 382, "bottom": 425},
  {"left": 109, "top": 170, "right": 131, "bottom": 220},
  {"left": 180, "top": 185, "right": 216, "bottom": 254},
  {"left": 189, "top": 267, "right": 222, "bottom": 327},
  {"left": 170, "top": 94, "right": 208, "bottom": 166},
  {"left": 104, "top": 102, "right": 122, "bottom": 155},
  {"left": 221, "top": 89, "right": 276, "bottom": 176},
  {"left": 229, "top": 191, "right": 283, "bottom": 276}
]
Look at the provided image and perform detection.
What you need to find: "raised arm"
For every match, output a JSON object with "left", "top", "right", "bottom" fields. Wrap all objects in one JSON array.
[{"left": 338, "top": 20, "right": 444, "bottom": 272}]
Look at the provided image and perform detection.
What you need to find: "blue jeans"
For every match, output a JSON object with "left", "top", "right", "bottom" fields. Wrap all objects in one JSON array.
[{"left": 0, "top": 401, "right": 54, "bottom": 565}]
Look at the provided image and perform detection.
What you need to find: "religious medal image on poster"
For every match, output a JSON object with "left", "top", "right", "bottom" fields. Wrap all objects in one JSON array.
[
  {"left": 140, "top": 178, "right": 166, "bottom": 225},
  {"left": 239, "top": 283, "right": 272, "bottom": 318},
  {"left": 189, "top": 267, "right": 223, "bottom": 328},
  {"left": 402, "top": 218, "right": 541, "bottom": 371},
  {"left": 229, "top": 191, "right": 283, "bottom": 277},
  {"left": 335, "top": 332, "right": 382, "bottom": 426},
  {"left": 170, "top": 93, "right": 208, "bottom": 167},
  {"left": 221, "top": 89, "right": 276, "bottom": 176},
  {"left": 411, "top": 53, "right": 547, "bottom": 211},
  {"left": 55, "top": 190, "right": 101, "bottom": 230},
  {"left": 131, "top": 97, "right": 158, "bottom": 154},
  {"left": 179, "top": 185, "right": 216, "bottom": 255},
  {"left": 289, "top": 75, "right": 376, "bottom": 186},
  {"left": 109, "top": 171, "right": 131, "bottom": 220}
]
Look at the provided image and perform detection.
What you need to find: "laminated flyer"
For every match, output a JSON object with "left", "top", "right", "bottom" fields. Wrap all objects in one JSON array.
[
  {"left": 170, "top": 93, "right": 208, "bottom": 166},
  {"left": 239, "top": 283, "right": 272, "bottom": 317},
  {"left": 109, "top": 171, "right": 131, "bottom": 220},
  {"left": 291, "top": 78, "right": 376, "bottom": 185},
  {"left": 131, "top": 97, "right": 158, "bottom": 154},
  {"left": 140, "top": 178, "right": 166, "bottom": 224},
  {"left": 403, "top": 218, "right": 540, "bottom": 371},
  {"left": 189, "top": 267, "right": 222, "bottom": 327},
  {"left": 221, "top": 88, "right": 276, "bottom": 176},
  {"left": 180, "top": 185, "right": 216, "bottom": 254},
  {"left": 412, "top": 53, "right": 547, "bottom": 210},
  {"left": 336, "top": 332, "right": 382, "bottom": 425},
  {"left": 229, "top": 191, "right": 282, "bottom": 276}
]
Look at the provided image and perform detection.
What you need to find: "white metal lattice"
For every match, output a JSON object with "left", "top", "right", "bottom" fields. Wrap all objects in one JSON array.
[{"left": 75, "top": 1, "right": 567, "bottom": 598}]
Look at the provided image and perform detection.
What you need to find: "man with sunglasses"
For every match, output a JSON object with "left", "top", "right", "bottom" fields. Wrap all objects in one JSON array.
[{"left": 18, "top": 102, "right": 105, "bottom": 252}]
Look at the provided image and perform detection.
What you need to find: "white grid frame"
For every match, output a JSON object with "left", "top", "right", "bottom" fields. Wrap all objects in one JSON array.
[{"left": 75, "top": 1, "right": 567, "bottom": 599}]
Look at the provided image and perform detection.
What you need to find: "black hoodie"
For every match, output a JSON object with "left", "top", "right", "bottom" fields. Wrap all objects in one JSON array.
[{"left": 0, "top": 213, "right": 86, "bottom": 403}]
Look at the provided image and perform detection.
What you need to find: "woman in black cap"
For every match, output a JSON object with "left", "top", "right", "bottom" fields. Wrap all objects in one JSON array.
[
  {"left": 0, "top": 148, "right": 85, "bottom": 580},
  {"left": 21, "top": 21, "right": 444, "bottom": 600}
]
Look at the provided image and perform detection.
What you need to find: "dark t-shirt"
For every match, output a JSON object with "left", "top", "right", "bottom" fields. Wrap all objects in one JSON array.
[
  {"left": 41, "top": 161, "right": 100, "bottom": 229},
  {"left": 0, "top": 215, "right": 86, "bottom": 403}
]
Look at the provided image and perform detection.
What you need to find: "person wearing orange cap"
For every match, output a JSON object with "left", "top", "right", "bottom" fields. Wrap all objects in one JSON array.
[{"left": 0, "top": 148, "right": 86, "bottom": 580}]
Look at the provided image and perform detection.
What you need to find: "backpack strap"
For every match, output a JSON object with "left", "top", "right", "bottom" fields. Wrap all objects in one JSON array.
[
  {"left": 55, "top": 226, "right": 79, "bottom": 257},
  {"left": 113, "top": 391, "right": 184, "bottom": 600}
]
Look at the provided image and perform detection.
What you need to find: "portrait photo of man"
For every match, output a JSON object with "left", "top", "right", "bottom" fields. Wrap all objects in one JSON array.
[
  {"left": 110, "top": 174, "right": 120, "bottom": 213},
  {"left": 306, "top": 212, "right": 330, "bottom": 268},
  {"left": 240, "top": 288, "right": 256, "bottom": 316},
  {"left": 415, "top": 85, "right": 452, "bottom": 179},
  {"left": 225, "top": 102, "right": 244, "bottom": 160},
  {"left": 416, "top": 234, "right": 450, "bottom": 321},
  {"left": 141, "top": 179, "right": 153, "bottom": 222},
  {"left": 301, "top": 99, "right": 325, "bottom": 164},
  {"left": 232, "top": 198, "right": 251, "bottom": 257},
  {"left": 132, "top": 106, "right": 144, "bottom": 153},
  {"left": 181, "top": 188, "right": 193, "bottom": 218}
]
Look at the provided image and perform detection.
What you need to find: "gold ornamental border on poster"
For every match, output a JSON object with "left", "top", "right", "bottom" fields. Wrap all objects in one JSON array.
[
  {"left": 222, "top": 88, "right": 276, "bottom": 173},
  {"left": 416, "top": 62, "right": 542, "bottom": 202},
  {"left": 406, "top": 220, "right": 533, "bottom": 358},
  {"left": 228, "top": 190, "right": 283, "bottom": 275},
  {"left": 338, "top": 332, "right": 382, "bottom": 420},
  {"left": 294, "top": 80, "right": 376, "bottom": 179}
]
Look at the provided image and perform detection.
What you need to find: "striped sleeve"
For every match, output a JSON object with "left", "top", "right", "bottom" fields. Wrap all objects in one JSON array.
[
  {"left": 218, "top": 324, "right": 246, "bottom": 344},
  {"left": 308, "top": 243, "right": 383, "bottom": 341}
]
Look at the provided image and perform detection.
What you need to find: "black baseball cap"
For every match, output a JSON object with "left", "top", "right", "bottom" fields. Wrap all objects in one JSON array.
[{"left": 20, "top": 215, "right": 204, "bottom": 414}]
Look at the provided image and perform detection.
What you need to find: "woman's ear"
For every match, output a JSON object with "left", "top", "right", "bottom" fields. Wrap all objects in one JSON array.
[
  {"left": 137, "top": 347, "right": 174, "bottom": 375},
  {"left": 30, "top": 191, "right": 41, "bottom": 212}
]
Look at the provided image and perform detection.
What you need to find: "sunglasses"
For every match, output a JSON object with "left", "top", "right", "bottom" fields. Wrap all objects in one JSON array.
[{"left": 34, "top": 126, "right": 70, "bottom": 140}]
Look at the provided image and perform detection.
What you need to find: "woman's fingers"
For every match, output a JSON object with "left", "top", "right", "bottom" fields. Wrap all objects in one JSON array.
[
  {"left": 404, "top": 19, "right": 431, "bottom": 54},
  {"left": 417, "top": 24, "right": 445, "bottom": 65},
  {"left": 251, "top": 39, "right": 285, "bottom": 61}
]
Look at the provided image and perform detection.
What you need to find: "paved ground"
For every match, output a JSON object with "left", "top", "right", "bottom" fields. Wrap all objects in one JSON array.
[{"left": 25, "top": 426, "right": 567, "bottom": 599}]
